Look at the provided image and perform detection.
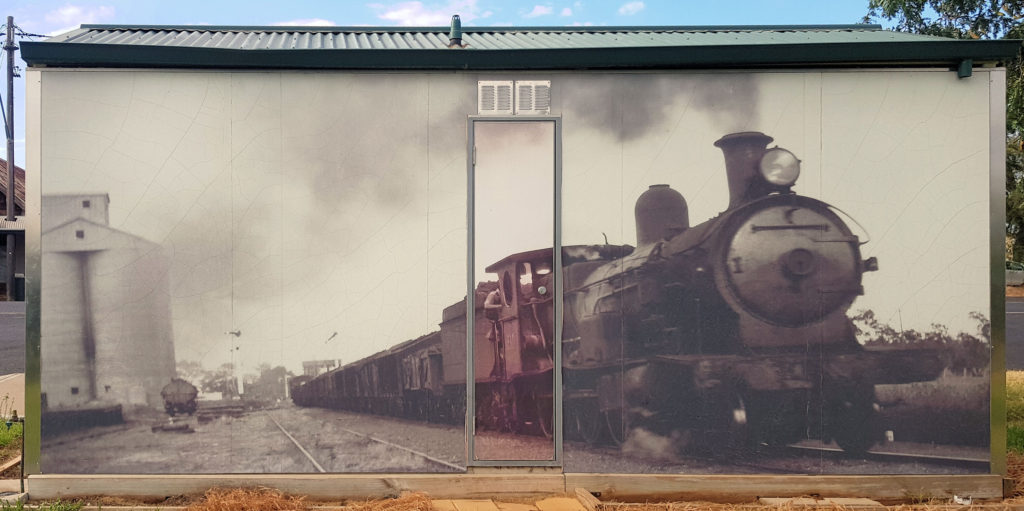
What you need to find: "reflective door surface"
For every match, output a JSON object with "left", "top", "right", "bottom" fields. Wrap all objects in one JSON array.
[{"left": 471, "top": 120, "right": 556, "bottom": 462}]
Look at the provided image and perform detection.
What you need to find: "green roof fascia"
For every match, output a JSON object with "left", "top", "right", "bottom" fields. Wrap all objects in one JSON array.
[
  {"left": 20, "top": 39, "right": 1022, "bottom": 70},
  {"left": 74, "top": 23, "right": 885, "bottom": 33}
]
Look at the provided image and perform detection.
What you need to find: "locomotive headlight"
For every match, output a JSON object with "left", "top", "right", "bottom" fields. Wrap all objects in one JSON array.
[{"left": 759, "top": 148, "right": 801, "bottom": 186}]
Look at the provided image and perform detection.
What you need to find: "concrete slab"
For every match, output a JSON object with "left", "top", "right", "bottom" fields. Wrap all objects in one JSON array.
[
  {"left": 495, "top": 502, "right": 538, "bottom": 511},
  {"left": 0, "top": 491, "right": 26, "bottom": 505},
  {"left": 0, "top": 373, "right": 24, "bottom": 418},
  {"left": 0, "top": 479, "right": 21, "bottom": 492},
  {"left": 535, "top": 497, "right": 587, "bottom": 511},
  {"left": 433, "top": 500, "right": 459, "bottom": 511},
  {"left": 453, "top": 500, "right": 501, "bottom": 511}
]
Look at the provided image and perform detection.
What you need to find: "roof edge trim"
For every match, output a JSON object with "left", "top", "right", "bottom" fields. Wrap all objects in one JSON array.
[{"left": 21, "top": 40, "right": 1022, "bottom": 70}]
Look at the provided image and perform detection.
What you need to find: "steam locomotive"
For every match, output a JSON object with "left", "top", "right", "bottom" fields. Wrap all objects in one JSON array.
[{"left": 292, "top": 131, "right": 943, "bottom": 455}]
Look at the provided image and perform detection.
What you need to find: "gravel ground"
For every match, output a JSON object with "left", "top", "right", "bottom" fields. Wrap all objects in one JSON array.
[
  {"left": 41, "top": 411, "right": 313, "bottom": 473},
  {"left": 563, "top": 435, "right": 989, "bottom": 474},
  {"left": 265, "top": 407, "right": 465, "bottom": 472},
  {"left": 37, "top": 403, "right": 989, "bottom": 474},
  {"left": 474, "top": 430, "right": 554, "bottom": 461}
]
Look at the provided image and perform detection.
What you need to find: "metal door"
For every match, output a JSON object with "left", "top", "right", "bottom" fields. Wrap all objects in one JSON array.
[{"left": 469, "top": 118, "right": 560, "bottom": 464}]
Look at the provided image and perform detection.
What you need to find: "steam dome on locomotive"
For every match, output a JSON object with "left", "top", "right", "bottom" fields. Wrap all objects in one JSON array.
[{"left": 292, "top": 131, "right": 944, "bottom": 456}]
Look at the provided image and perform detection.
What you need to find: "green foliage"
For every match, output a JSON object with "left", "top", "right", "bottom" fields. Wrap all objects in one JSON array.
[
  {"left": 1007, "top": 371, "right": 1024, "bottom": 451},
  {"left": 0, "top": 422, "right": 22, "bottom": 449},
  {"left": 1010, "top": 425, "right": 1024, "bottom": 451},
  {"left": 1, "top": 501, "right": 84, "bottom": 511},
  {"left": 35, "top": 501, "right": 83, "bottom": 511},
  {"left": 865, "top": 0, "right": 1023, "bottom": 40},
  {"left": 865, "top": 0, "right": 1024, "bottom": 257}
]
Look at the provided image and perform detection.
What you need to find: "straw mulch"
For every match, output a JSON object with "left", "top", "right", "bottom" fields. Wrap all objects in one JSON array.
[
  {"left": 182, "top": 488, "right": 435, "bottom": 511},
  {"left": 346, "top": 491, "right": 435, "bottom": 511},
  {"left": 184, "top": 487, "right": 309, "bottom": 511}
]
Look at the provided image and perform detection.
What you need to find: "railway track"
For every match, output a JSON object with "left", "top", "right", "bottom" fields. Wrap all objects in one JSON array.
[
  {"left": 562, "top": 436, "right": 988, "bottom": 474},
  {"left": 786, "top": 443, "right": 990, "bottom": 471},
  {"left": 266, "top": 412, "right": 326, "bottom": 473},
  {"left": 266, "top": 411, "right": 465, "bottom": 472}
]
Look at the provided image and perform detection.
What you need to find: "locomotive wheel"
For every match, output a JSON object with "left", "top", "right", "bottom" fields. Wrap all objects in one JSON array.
[
  {"left": 536, "top": 394, "right": 554, "bottom": 439},
  {"left": 702, "top": 393, "right": 751, "bottom": 455},
  {"left": 745, "top": 392, "right": 803, "bottom": 448},
  {"left": 571, "top": 400, "right": 603, "bottom": 445},
  {"left": 827, "top": 386, "right": 879, "bottom": 456},
  {"left": 604, "top": 408, "right": 631, "bottom": 447}
]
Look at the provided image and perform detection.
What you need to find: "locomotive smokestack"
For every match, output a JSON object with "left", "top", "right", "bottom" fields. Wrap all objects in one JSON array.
[
  {"left": 714, "top": 131, "right": 773, "bottom": 209},
  {"left": 635, "top": 184, "right": 688, "bottom": 246}
]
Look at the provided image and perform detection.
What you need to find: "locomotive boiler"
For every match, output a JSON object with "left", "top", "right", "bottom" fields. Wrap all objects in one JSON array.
[{"left": 560, "top": 131, "right": 942, "bottom": 454}]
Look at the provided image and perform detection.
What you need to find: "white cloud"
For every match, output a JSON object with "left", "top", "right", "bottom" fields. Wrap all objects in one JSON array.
[
  {"left": 272, "top": 18, "right": 337, "bottom": 26},
  {"left": 560, "top": 7, "right": 572, "bottom": 16},
  {"left": 45, "top": 4, "right": 115, "bottom": 25},
  {"left": 524, "top": 5, "right": 553, "bottom": 18},
  {"left": 617, "top": 1, "right": 644, "bottom": 15},
  {"left": 46, "top": 26, "right": 79, "bottom": 37},
  {"left": 370, "top": 0, "right": 483, "bottom": 26},
  {"left": 570, "top": 21, "right": 594, "bottom": 26},
  {"left": 43, "top": 3, "right": 115, "bottom": 36}
]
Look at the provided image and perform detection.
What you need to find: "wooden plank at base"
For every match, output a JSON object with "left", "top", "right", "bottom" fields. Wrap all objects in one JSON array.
[
  {"left": 27, "top": 473, "right": 1006, "bottom": 502},
  {"left": 27, "top": 474, "right": 566, "bottom": 500},
  {"left": 574, "top": 488, "right": 601, "bottom": 511},
  {"left": 0, "top": 454, "right": 21, "bottom": 473},
  {"left": 564, "top": 474, "right": 1004, "bottom": 502}
]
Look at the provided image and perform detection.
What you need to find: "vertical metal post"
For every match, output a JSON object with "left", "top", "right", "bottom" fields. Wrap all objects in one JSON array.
[
  {"left": 4, "top": 17, "right": 16, "bottom": 300},
  {"left": 19, "top": 416, "right": 23, "bottom": 493}
]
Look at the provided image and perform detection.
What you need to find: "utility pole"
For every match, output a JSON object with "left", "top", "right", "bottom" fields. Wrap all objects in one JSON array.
[{"left": 4, "top": 16, "right": 17, "bottom": 301}]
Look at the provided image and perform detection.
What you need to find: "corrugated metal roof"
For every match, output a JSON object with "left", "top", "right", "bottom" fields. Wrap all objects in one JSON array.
[
  {"left": 0, "top": 159, "right": 26, "bottom": 214},
  {"left": 47, "top": 24, "right": 949, "bottom": 50},
  {"left": 21, "top": 23, "right": 1021, "bottom": 70}
]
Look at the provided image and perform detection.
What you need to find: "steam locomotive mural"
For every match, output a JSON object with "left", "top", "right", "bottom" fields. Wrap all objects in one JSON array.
[{"left": 292, "top": 131, "right": 944, "bottom": 455}]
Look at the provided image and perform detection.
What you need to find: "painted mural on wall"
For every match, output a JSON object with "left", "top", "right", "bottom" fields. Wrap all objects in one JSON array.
[
  {"left": 38, "top": 68, "right": 990, "bottom": 474},
  {"left": 39, "top": 71, "right": 473, "bottom": 473},
  {"left": 555, "top": 71, "right": 990, "bottom": 473}
]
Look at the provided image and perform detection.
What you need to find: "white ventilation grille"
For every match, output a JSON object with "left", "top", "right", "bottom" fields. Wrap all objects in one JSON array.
[
  {"left": 478, "top": 81, "right": 514, "bottom": 115},
  {"left": 515, "top": 80, "right": 551, "bottom": 115}
]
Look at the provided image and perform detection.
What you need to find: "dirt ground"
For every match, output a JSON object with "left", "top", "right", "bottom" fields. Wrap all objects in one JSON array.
[
  {"left": 0, "top": 443, "right": 17, "bottom": 478},
  {"left": 1008, "top": 286, "right": 1024, "bottom": 297}
]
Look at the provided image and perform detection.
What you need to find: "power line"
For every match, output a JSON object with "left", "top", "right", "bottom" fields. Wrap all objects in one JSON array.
[{"left": 14, "top": 29, "right": 45, "bottom": 39}]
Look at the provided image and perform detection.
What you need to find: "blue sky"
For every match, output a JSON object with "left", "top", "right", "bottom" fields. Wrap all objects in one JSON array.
[
  {"left": 3, "top": 0, "right": 879, "bottom": 166},
  {"left": 9, "top": 1, "right": 874, "bottom": 32}
]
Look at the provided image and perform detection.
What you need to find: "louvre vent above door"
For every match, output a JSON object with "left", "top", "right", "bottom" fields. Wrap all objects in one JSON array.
[
  {"left": 478, "top": 81, "right": 514, "bottom": 115},
  {"left": 515, "top": 81, "right": 551, "bottom": 115}
]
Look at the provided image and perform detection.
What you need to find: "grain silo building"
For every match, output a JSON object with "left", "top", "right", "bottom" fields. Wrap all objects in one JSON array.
[{"left": 40, "top": 194, "right": 175, "bottom": 410}]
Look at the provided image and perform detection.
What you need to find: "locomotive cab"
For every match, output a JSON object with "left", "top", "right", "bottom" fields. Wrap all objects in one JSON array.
[{"left": 484, "top": 248, "right": 557, "bottom": 380}]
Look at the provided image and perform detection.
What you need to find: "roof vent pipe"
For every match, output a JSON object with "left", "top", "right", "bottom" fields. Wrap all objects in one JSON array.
[{"left": 448, "top": 15, "right": 464, "bottom": 48}]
